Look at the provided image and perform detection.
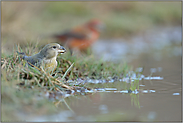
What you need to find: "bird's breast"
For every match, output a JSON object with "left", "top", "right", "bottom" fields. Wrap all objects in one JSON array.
[{"left": 43, "top": 57, "right": 57, "bottom": 72}]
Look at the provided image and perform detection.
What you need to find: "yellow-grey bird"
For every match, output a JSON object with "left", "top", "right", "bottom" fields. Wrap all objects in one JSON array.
[{"left": 17, "top": 43, "right": 66, "bottom": 73}]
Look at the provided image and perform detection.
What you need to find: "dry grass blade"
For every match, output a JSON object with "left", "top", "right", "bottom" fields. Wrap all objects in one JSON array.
[
  {"left": 27, "top": 61, "right": 73, "bottom": 90},
  {"left": 40, "top": 66, "right": 54, "bottom": 87},
  {"left": 51, "top": 77, "right": 74, "bottom": 90},
  {"left": 1, "top": 60, "right": 7, "bottom": 69}
]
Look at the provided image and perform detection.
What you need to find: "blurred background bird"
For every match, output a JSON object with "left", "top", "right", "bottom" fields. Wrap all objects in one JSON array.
[
  {"left": 17, "top": 43, "right": 66, "bottom": 73},
  {"left": 52, "top": 19, "right": 104, "bottom": 54}
]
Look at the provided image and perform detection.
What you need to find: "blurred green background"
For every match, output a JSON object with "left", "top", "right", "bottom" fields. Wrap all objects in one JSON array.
[{"left": 2, "top": 1, "right": 181, "bottom": 55}]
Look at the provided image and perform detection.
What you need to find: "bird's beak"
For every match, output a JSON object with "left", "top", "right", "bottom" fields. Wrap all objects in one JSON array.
[{"left": 58, "top": 46, "right": 66, "bottom": 54}]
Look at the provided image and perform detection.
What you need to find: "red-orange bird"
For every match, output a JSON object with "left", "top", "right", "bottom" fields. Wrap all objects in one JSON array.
[{"left": 53, "top": 19, "right": 104, "bottom": 53}]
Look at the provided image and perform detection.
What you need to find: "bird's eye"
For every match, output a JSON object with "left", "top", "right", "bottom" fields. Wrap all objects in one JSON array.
[{"left": 52, "top": 46, "right": 56, "bottom": 49}]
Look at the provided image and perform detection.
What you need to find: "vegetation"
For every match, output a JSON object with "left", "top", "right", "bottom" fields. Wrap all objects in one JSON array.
[
  {"left": 1, "top": 43, "right": 134, "bottom": 91},
  {"left": 1, "top": 1, "right": 181, "bottom": 121},
  {"left": 1, "top": 43, "right": 140, "bottom": 121}
]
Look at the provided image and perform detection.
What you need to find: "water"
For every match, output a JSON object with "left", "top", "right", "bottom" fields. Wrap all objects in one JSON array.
[{"left": 18, "top": 26, "right": 182, "bottom": 122}]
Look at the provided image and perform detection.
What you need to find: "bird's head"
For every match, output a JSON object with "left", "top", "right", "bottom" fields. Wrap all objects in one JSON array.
[
  {"left": 40, "top": 43, "right": 66, "bottom": 59},
  {"left": 86, "top": 19, "right": 105, "bottom": 32}
]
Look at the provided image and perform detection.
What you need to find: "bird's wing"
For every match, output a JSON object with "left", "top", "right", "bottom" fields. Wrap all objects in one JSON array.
[
  {"left": 53, "top": 31, "right": 86, "bottom": 40},
  {"left": 23, "top": 54, "right": 42, "bottom": 67},
  {"left": 53, "top": 25, "right": 92, "bottom": 41}
]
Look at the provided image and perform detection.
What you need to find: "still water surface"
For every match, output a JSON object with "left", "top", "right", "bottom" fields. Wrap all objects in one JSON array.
[{"left": 20, "top": 27, "right": 182, "bottom": 122}]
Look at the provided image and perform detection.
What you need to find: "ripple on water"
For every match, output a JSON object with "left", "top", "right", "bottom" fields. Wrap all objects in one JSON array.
[
  {"left": 144, "top": 76, "right": 163, "bottom": 80},
  {"left": 172, "top": 93, "right": 180, "bottom": 96}
]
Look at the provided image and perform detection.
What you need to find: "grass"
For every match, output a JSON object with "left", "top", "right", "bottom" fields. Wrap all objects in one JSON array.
[
  {"left": 1, "top": 43, "right": 141, "bottom": 121},
  {"left": 2, "top": 2, "right": 179, "bottom": 121},
  {"left": 1, "top": 42, "right": 133, "bottom": 88},
  {"left": 1, "top": 43, "right": 140, "bottom": 85},
  {"left": 1, "top": 41, "right": 142, "bottom": 92}
]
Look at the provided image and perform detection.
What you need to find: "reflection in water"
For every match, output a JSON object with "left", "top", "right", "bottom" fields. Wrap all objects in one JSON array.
[
  {"left": 148, "top": 112, "right": 157, "bottom": 120},
  {"left": 130, "top": 93, "right": 140, "bottom": 108},
  {"left": 99, "top": 104, "right": 108, "bottom": 114}
]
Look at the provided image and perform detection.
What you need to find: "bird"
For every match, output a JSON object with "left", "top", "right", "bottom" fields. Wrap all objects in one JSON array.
[
  {"left": 17, "top": 43, "right": 66, "bottom": 73},
  {"left": 52, "top": 19, "right": 104, "bottom": 54}
]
